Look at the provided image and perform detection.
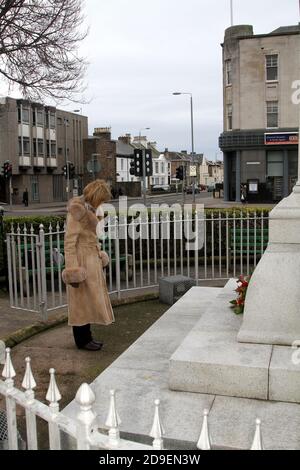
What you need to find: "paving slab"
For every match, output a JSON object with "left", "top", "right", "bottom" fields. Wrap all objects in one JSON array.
[
  {"left": 269, "top": 346, "right": 300, "bottom": 403},
  {"left": 209, "top": 396, "right": 300, "bottom": 450}
]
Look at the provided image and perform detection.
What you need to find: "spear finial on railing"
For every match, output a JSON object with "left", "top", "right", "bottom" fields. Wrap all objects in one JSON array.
[
  {"left": 2, "top": 348, "right": 16, "bottom": 381},
  {"left": 105, "top": 390, "right": 121, "bottom": 447},
  {"left": 22, "top": 357, "right": 36, "bottom": 391},
  {"left": 75, "top": 383, "right": 96, "bottom": 450},
  {"left": 46, "top": 368, "right": 62, "bottom": 404},
  {"left": 251, "top": 418, "right": 264, "bottom": 450},
  {"left": 197, "top": 409, "right": 211, "bottom": 450},
  {"left": 150, "top": 399, "right": 165, "bottom": 450}
]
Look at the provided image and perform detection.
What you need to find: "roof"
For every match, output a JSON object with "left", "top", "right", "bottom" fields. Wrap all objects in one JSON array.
[
  {"left": 116, "top": 140, "right": 134, "bottom": 157},
  {"left": 165, "top": 151, "right": 204, "bottom": 164},
  {"left": 239, "top": 24, "right": 299, "bottom": 40},
  {"left": 270, "top": 25, "right": 300, "bottom": 35}
]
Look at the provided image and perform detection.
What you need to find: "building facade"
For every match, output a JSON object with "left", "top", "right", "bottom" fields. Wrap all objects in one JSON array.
[
  {"left": 83, "top": 127, "right": 116, "bottom": 189},
  {"left": 219, "top": 25, "right": 299, "bottom": 203},
  {"left": 150, "top": 154, "right": 171, "bottom": 187},
  {"left": 0, "top": 97, "right": 88, "bottom": 204}
]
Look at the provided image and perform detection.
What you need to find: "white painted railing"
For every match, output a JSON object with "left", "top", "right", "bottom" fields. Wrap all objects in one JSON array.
[
  {"left": 0, "top": 348, "right": 263, "bottom": 450},
  {"left": 6, "top": 210, "right": 269, "bottom": 317}
]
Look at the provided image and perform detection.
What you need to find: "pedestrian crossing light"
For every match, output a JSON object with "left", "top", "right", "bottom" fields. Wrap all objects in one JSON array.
[
  {"left": 134, "top": 149, "right": 143, "bottom": 177},
  {"left": 62, "top": 164, "right": 68, "bottom": 179},
  {"left": 176, "top": 166, "right": 184, "bottom": 181},
  {"left": 129, "top": 159, "right": 135, "bottom": 176},
  {"left": 2, "top": 161, "right": 12, "bottom": 179},
  {"left": 145, "top": 149, "right": 153, "bottom": 177}
]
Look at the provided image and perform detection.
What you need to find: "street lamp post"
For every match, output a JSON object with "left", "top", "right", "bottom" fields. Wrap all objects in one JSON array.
[
  {"left": 139, "top": 127, "right": 150, "bottom": 206},
  {"left": 173, "top": 92, "right": 196, "bottom": 204}
]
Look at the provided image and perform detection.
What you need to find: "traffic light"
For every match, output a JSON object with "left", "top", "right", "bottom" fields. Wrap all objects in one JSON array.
[
  {"left": 129, "top": 159, "right": 135, "bottom": 176},
  {"left": 176, "top": 166, "right": 184, "bottom": 181},
  {"left": 62, "top": 164, "right": 67, "bottom": 179},
  {"left": 133, "top": 149, "right": 143, "bottom": 177},
  {"left": 2, "top": 161, "right": 12, "bottom": 179},
  {"left": 145, "top": 149, "right": 153, "bottom": 177}
]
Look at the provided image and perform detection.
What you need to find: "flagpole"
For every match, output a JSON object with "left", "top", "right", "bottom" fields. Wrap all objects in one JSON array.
[{"left": 230, "top": 0, "right": 234, "bottom": 26}]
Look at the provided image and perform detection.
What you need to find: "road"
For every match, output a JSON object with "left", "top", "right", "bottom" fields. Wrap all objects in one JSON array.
[{"left": 1, "top": 192, "right": 274, "bottom": 216}]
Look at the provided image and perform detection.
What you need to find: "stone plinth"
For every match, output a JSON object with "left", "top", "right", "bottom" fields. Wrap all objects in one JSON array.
[
  {"left": 169, "top": 281, "right": 300, "bottom": 404},
  {"left": 238, "top": 187, "right": 300, "bottom": 346}
]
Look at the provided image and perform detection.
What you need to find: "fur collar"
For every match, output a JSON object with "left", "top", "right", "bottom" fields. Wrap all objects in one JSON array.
[{"left": 68, "top": 197, "right": 98, "bottom": 232}]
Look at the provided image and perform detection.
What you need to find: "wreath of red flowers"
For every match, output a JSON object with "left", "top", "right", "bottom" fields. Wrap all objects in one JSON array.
[{"left": 230, "top": 275, "right": 251, "bottom": 315}]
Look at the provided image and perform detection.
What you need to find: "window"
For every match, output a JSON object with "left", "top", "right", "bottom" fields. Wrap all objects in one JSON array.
[
  {"left": 18, "top": 137, "right": 22, "bottom": 155},
  {"left": 225, "top": 60, "right": 232, "bottom": 85},
  {"left": 51, "top": 141, "right": 56, "bottom": 157},
  {"left": 267, "top": 101, "right": 278, "bottom": 128},
  {"left": 121, "top": 159, "right": 124, "bottom": 171},
  {"left": 32, "top": 110, "right": 36, "bottom": 127},
  {"left": 161, "top": 163, "right": 164, "bottom": 173},
  {"left": 18, "top": 107, "right": 21, "bottom": 123},
  {"left": 46, "top": 140, "right": 50, "bottom": 157},
  {"left": 38, "top": 139, "right": 44, "bottom": 155},
  {"left": 58, "top": 147, "right": 63, "bottom": 155},
  {"left": 33, "top": 139, "right": 37, "bottom": 157},
  {"left": 267, "top": 151, "right": 283, "bottom": 176},
  {"left": 23, "top": 137, "right": 30, "bottom": 154},
  {"left": 50, "top": 113, "right": 56, "bottom": 128},
  {"left": 266, "top": 54, "right": 278, "bottom": 81},
  {"left": 30, "top": 175, "right": 40, "bottom": 202},
  {"left": 37, "top": 110, "right": 44, "bottom": 126},
  {"left": 155, "top": 162, "right": 159, "bottom": 174},
  {"left": 57, "top": 117, "right": 62, "bottom": 126},
  {"left": 227, "top": 104, "right": 233, "bottom": 130},
  {"left": 22, "top": 108, "right": 29, "bottom": 123}
]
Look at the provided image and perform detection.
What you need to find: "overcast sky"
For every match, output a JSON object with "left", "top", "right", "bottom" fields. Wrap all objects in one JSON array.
[{"left": 1, "top": 0, "right": 299, "bottom": 158}]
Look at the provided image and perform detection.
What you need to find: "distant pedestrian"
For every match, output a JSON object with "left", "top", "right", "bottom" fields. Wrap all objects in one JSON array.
[
  {"left": 241, "top": 184, "right": 247, "bottom": 204},
  {"left": 22, "top": 188, "right": 29, "bottom": 207}
]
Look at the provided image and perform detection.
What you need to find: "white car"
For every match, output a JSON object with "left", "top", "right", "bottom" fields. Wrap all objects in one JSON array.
[{"left": 152, "top": 185, "right": 170, "bottom": 192}]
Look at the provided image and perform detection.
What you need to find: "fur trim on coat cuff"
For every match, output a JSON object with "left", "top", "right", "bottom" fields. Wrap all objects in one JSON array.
[
  {"left": 62, "top": 267, "right": 87, "bottom": 285},
  {"left": 100, "top": 250, "right": 110, "bottom": 268}
]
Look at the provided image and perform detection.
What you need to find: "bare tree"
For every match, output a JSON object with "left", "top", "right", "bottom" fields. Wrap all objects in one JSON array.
[{"left": 0, "top": 0, "right": 87, "bottom": 102}]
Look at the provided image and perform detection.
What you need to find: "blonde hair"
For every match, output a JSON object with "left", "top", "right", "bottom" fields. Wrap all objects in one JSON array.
[{"left": 83, "top": 180, "right": 111, "bottom": 207}]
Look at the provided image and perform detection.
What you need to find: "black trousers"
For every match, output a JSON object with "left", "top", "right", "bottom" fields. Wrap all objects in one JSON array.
[{"left": 72, "top": 324, "right": 92, "bottom": 349}]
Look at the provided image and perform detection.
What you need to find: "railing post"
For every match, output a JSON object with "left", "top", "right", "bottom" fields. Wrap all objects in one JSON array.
[
  {"left": 2, "top": 348, "right": 18, "bottom": 449},
  {"left": 39, "top": 224, "right": 48, "bottom": 320},
  {"left": 114, "top": 216, "right": 121, "bottom": 299},
  {"left": 105, "top": 389, "right": 122, "bottom": 448},
  {"left": 150, "top": 399, "right": 164, "bottom": 450},
  {"left": 46, "top": 368, "right": 62, "bottom": 450},
  {"left": 22, "top": 357, "right": 38, "bottom": 450},
  {"left": 75, "top": 383, "right": 96, "bottom": 450}
]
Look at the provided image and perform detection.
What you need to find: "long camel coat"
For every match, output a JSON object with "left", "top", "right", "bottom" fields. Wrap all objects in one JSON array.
[{"left": 62, "top": 196, "right": 114, "bottom": 327}]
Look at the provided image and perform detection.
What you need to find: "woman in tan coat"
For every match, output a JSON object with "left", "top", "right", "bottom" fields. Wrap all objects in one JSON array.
[{"left": 62, "top": 180, "right": 114, "bottom": 351}]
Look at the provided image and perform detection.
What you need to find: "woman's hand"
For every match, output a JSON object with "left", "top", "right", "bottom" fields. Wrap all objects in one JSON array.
[{"left": 70, "top": 283, "right": 80, "bottom": 288}]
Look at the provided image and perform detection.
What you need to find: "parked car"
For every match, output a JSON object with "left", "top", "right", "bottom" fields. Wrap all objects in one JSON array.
[
  {"left": 152, "top": 185, "right": 171, "bottom": 192},
  {"left": 184, "top": 185, "right": 200, "bottom": 194}
]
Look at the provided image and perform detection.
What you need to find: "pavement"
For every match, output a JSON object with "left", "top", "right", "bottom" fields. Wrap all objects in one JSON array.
[{"left": 1, "top": 194, "right": 275, "bottom": 217}]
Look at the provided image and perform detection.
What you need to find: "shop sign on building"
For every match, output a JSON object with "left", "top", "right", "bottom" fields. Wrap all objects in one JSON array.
[{"left": 265, "top": 132, "right": 298, "bottom": 145}]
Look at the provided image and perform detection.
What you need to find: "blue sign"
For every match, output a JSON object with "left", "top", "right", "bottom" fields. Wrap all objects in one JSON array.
[{"left": 265, "top": 132, "right": 298, "bottom": 145}]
